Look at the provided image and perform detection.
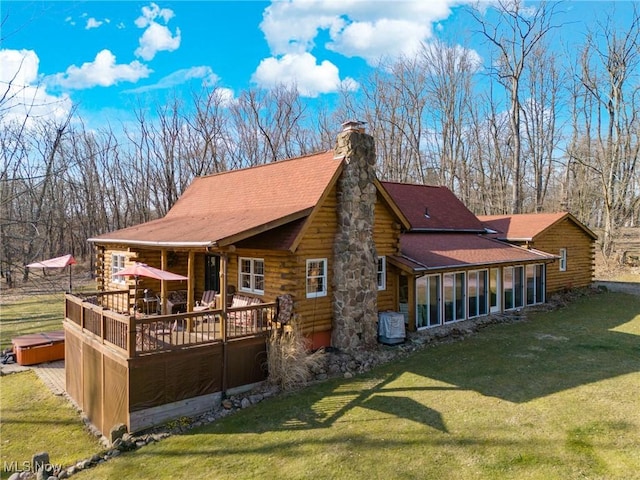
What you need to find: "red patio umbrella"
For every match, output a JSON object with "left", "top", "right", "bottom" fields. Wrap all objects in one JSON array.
[
  {"left": 116, "top": 263, "right": 188, "bottom": 314},
  {"left": 26, "top": 254, "right": 77, "bottom": 292}
]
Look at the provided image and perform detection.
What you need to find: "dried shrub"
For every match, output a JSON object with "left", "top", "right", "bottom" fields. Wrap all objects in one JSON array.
[{"left": 266, "top": 317, "right": 324, "bottom": 390}]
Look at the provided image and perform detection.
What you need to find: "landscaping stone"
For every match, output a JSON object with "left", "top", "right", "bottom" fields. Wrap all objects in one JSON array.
[
  {"left": 109, "top": 423, "right": 128, "bottom": 445},
  {"left": 31, "top": 452, "right": 50, "bottom": 473}
]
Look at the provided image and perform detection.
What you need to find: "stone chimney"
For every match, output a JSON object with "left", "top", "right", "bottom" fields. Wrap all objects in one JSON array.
[{"left": 332, "top": 121, "right": 378, "bottom": 351}]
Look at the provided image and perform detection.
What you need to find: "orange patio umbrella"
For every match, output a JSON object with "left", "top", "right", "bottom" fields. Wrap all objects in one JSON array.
[
  {"left": 116, "top": 263, "right": 188, "bottom": 313},
  {"left": 26, "top": 254, "right": 77, "bottom": 292}
]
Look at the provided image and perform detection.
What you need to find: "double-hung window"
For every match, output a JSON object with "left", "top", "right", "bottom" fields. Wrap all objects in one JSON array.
[
  {"left": 306, "top": 259, "right": 327, "bottom": 298},
  {"left": 111, "top": 254, "right": 126, "bottom": 284},
  {"left": 239, "top": 257, "right": 264, "bottom": 294},
  {"left": 559, "top": 248, "right": 567, "bottom": 272},
  {"left": 377, "top": 256, "right": 386, "bottom": 291}
]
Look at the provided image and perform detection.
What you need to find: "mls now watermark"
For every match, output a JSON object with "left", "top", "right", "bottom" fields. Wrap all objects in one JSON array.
[{"left": 3, "top": 460, "right": 62, "bottom": 473}]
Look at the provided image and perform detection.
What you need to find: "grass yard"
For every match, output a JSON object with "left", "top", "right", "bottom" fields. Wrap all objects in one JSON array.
[
  {"left": 0, "top": 290, "right": 638, "bottom": 479},
  {"left": 62, "top": 291, "right": 639, "bottom": 480},
  {"left": 0, "top": 293, "right": 65, "bottom": 351},
  {"left": 0, "top": 370, "right": 101, "bottom": 479}
]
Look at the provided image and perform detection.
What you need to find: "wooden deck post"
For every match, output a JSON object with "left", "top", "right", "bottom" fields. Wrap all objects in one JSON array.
[
  {"left": 160, "top": 250, "right": 168, "bottom": 315},
  {"left": 127, "top": 316, "right": 136, "bottom": 357},
  {"left": 187, "top": 250, "right": 195, "bottom": 332},
  {"left": 220, "top": 253, "right": 227, "bottom": 342}
]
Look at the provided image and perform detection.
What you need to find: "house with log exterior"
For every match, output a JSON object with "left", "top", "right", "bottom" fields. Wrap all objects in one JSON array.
[
  {"left": 63, "top": 122, "right": 594, "bottom": 435},
  {"left": 479, "top": 213, "right": 597, "bottom": 293}
]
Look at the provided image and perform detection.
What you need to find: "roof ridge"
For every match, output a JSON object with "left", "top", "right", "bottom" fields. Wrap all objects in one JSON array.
[{"left": 198, "top": 149, "right": 333, "bottom": 179}]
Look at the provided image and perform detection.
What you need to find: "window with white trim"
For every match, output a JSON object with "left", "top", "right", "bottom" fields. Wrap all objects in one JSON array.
[
  {"left": 377, "top": 256, "right": 386, "bottom": 291},
  {"left": 559, "top": 248, "right": 567, "bottom": 272},
  {"left": 239, "top": 257, "right": 264, "bottom": 294},
  {"left": 444, "top": 272, "right": 466, "bottom": 322},
  {"left": 111, "top": 254, "right": 126, "bottom": 284},
  {"left": 306, "top": 258, "right": 327, "bottom": 298}
]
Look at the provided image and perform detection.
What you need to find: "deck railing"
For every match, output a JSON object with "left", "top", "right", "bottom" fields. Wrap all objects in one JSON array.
[{"left": 64, "top": 293, "right": 277, "bottom": 357}]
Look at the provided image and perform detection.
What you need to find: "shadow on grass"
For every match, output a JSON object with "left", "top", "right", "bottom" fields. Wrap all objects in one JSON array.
[
  {"left": 186, "top": 292, "right": 640, "bottom": 436},
  {"left": 404, "top": 291, "right": 640, "bottom": 403}
]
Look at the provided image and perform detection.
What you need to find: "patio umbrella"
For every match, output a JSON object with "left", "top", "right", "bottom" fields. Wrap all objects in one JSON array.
[
  {"left": 116, "top": 263, "right": 188, "bottom": 313},
  {"left": 26, "top": 254, "right": 77, "bottom": 292}
]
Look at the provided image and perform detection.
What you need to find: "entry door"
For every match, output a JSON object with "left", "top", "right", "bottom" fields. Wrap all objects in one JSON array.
[{"left": 205, "top": 255, "right": 220, "bottom": 292}]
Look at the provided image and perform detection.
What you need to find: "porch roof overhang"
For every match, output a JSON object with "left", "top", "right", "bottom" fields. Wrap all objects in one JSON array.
[
  {"left": 88, "top": 208, "right": 313, "bottom": 249},
  {"left": 389, "top": 233, "right": 558, "bottom": 274}
]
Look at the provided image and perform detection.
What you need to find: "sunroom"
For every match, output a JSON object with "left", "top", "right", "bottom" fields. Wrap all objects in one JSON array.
[{"left": 390, "top": 233, "right": 557, "bottom": 331}]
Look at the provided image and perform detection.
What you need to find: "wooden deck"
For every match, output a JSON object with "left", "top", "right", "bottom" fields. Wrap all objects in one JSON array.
[{"left": 65, "top": 291, "right": 277, "bottom": 358}]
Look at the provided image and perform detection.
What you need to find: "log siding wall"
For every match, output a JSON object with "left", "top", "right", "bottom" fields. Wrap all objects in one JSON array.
[{"left": 534, "top": 219, "right": 596, "bottom": 293}]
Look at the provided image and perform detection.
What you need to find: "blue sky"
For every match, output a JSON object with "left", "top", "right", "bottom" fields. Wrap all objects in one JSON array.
[{"left": 0, "top": 1, "right": 633, "bottom": 128}]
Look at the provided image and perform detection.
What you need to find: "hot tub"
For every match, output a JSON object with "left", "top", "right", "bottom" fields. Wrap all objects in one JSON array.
[{"left": 11, "top": 330, "right": 65, "bottom": 366}]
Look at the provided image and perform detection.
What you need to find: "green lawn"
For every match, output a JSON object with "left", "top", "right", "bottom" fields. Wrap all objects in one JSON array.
[
  {"left": 1, "top": 291, "right": 639, "bottom": 479},
  {"left": 0, "top": 370, "right": 101, "bottom": 479},
  {"left": 69, "top": 291, "right": 639, "bottom": 480},
  {"left": 0, "top": 293, "right": 65, "bottom": 350}
]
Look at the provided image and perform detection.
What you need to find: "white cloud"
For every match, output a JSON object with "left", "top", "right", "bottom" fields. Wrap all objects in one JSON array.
[
  {"left": 328, "top": 18, "right": 431, "bottom": 62},
  {"left": 124, "top": 66, "right": 219, "bottom": 93},
  {"left": 252, "top": 52, "right": 358, "bottom": 98},
  {"left": 0, "top": 49, "right": 73, "bottom": 126},
  {"left": 261, "top": 0, "right": 467, "bottom": 65},
  {"left": 135, "top": 2, "right": 175, "bottom": 28},
  {"left": 49, "top": 49, "right": 152, "bottom": 89},
  {"left": 134, "top": 3, "right": 181, "bottom": 60},
  {"left": 85, "top": 17, "right": 103, "bottom": 29}
]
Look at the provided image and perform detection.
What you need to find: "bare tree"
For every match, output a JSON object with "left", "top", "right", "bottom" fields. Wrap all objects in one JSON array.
[
  {"left": 470, "top": 0, "right": 562, "bottom": 213},
  {"left": 569, "top": 6, "right": 640, "bottom": 256}
]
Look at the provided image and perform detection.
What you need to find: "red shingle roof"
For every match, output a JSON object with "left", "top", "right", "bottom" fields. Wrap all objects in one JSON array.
[
  {"left": 478, "top": 212, "right": 597, "bottom": 241},
  {"left": 90, "top": 150, "right": 343, "bottom": 247},
  {"left": 395, "top": 233, "right": 555, "bottom": 271},
  {"left": 381, "top": 182, "right": 484, "bottom": 231}
]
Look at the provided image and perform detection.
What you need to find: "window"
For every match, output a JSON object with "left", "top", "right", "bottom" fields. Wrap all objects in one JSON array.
[
  {"left": 489, "top": 267, "right": 501, "bottom": 313},
  {"left": 503, "top": 266, "right": 525, "bottom": 310},
  {"left": 468, "top": 270, "right": 488, "bottom": 318},
  {"left": 306, "top": 259, "right": 327, "bottom": 298},
  {"left": 444, "top": 272, "right": 466, "bottom": 323},
  {"left": 111, "top": 254, "right": 126, "bottom": 284},
  {"left": 559, "top": 248, "right": 567, "bottom": 272},
  {"left": 503, "top": 266, "right": 514, "bottom": 310},
  {"left": 377, "top": 256, "right": 386, "bottom": 290},
  {"left": 526, "top": 264, "right": 545, "bottom": 305},
  {"left": 239, "top": 257, "right": 264, "bottom": 294},
  {"left": 416, "top": 274, "right": 441, "bottom": 328}
]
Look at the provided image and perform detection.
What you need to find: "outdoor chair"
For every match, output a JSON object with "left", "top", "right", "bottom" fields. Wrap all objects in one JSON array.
[
  {"left": 166, "top": 290, "right": 187, "bottom": 314},
  {"left": 199, "top": 290, "right": 217, "bottom": 308},
  {"left": 142, "top": 289, "right": 160, "bottom": 315}
]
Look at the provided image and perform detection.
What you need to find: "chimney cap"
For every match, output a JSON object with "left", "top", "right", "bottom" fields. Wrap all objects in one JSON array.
[{"left": 341, "top": 120, "right": 367, "bottom": 133}]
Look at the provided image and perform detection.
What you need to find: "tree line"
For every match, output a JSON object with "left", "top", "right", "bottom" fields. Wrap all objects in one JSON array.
[{"left": 2, "top": 1, "right": 639, "bottom": 284}]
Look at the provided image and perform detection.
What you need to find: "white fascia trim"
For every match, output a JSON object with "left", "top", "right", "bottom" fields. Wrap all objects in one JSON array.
[{"left": 88, "top": 238, "right": 215, "bottom": 248}]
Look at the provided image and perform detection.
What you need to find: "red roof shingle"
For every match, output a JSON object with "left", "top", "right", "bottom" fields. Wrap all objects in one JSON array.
[
  {"left": 381, "top": 182, "right": 484, "bottom": 231},
  {"left": 91, "top": 150, "right": 343, "bottom": 247},
  {"left": 479, "top": 212, "right": 597, "bottom": 241},
  {"left": 397, "top": 233, "right": 555, "bottom": 271}
]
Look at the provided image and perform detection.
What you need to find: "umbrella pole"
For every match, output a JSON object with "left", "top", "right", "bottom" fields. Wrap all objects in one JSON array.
[{"left": 134, "top": 275, "right": 139, "bottom": 315}]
